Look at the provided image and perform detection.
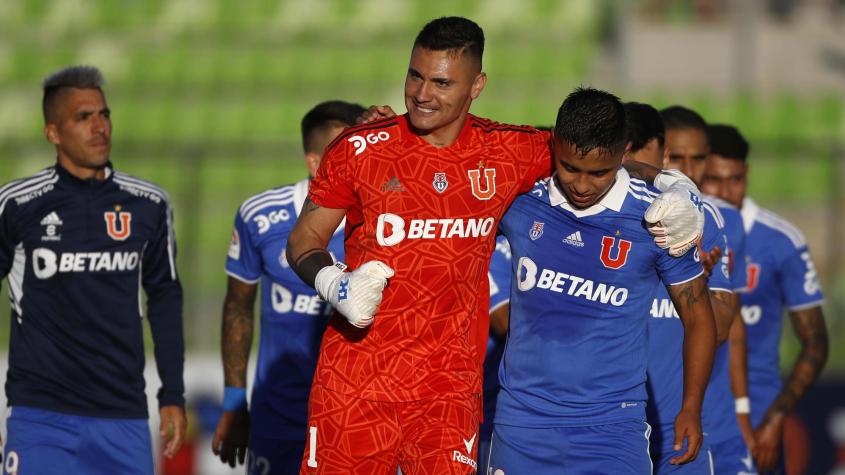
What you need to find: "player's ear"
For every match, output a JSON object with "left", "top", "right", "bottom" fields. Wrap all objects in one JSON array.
[
  {"left": 305, "top": 152, "right": 321, "bottom": 178},
  {"left": 470, "top": 72, "right": 487, "bottom": 100},
  {"left": 44, "top": 123, "right": 60, "bottom": 146}
]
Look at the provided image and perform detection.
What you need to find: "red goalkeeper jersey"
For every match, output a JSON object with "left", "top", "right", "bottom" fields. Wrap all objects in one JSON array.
[{"left": 308, "top": 114, "right": 551, "bottom": 402}]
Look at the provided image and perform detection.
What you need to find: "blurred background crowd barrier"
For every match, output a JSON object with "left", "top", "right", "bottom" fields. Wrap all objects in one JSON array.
[{"left": 0, "top": 0, "right": 842, "bottom": 473}]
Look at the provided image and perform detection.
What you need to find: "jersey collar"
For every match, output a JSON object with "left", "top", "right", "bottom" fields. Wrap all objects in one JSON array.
[
  {"left": 55, "top": 161, "right": 114, "bottom": 188},
  {"left": 548, "top": 167, "right": 629, "bottom": 218},
  {"left": 740, "top": 197, "right": 759, "bottom": 233}
]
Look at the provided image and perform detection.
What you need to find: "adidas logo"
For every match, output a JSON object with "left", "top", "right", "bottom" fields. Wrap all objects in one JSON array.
[
  {"left": 563, "top": 231, "right": 584, "bottom": 247},
  {"left": 40, "top": 211, "right": 63, "bottom": 226},
  {"left": 380, "top": 176, "right": 406, "bottom": 192}
]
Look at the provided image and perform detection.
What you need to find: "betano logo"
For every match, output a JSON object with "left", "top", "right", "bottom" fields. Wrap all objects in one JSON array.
[
  {"left": 348, "top": 131, "right": 390, "bottom": 156},
  {"left": 32, "top": 248, "right": 140, "bottom": 279},
  {"left": 375, "top": 213, "right": 495, "bottom": 247},
  {"left": 517, "top": 257, "right": 629, "bottom": 306}
]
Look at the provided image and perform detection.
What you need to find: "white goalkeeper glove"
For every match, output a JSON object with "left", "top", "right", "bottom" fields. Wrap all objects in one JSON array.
[
  {"left": 315, "top": 261, "right": 394, "bottom": 328},
  {"left": 645, "top": 169, "right": 705, "bottom": 257}
]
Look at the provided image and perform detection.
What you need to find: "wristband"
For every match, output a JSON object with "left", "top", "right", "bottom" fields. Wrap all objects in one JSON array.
[
  {"left": 735, "top": 397, "right": 750, "bottom": 415},
  {"left": 223, "top": 386, "right": 247, "bottom": 411}
]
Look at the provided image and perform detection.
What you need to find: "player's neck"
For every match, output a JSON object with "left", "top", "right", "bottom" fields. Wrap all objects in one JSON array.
[
  {"left": 413, "top": 115, "right": 468, "bottom": 148},
  {"left": 56, "top": 155, "right": 107, "bottom": 181}
]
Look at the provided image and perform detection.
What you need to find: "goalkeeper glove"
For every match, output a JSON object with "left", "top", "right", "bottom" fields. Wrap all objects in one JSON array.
[
  {"left": 646, "top": 169, "right": 705, "bottom": 257},
  {"left": 315, "top": 261, "right": 394, "bottom": 328}
]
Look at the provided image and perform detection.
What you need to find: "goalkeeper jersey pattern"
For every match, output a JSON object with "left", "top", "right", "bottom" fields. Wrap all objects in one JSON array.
[
  {"left": 496, "top": 170, "right": 704, "bottom": 428},
  {"left": 0, "top": 164, "right": 183, "bottom": 418},
  {"left": 739, "top": 198, "right": 824, "bottom": 426},
  {"left": 308, "top": 114, "right": 551, "bottom": 402},
  {"left": 226, "top": 178, "right": 345, "bottom": 439}
]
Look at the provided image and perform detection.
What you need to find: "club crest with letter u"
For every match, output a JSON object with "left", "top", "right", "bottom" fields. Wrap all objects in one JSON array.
[
  {"left": 529, "top": 221, "right": 544, "bottom": 241},
  {"left": 105, "top": 209, "right": 132, "bottom": 241},
  {"left": 433, "top": 172, "right": 448, "bottom": 193}
]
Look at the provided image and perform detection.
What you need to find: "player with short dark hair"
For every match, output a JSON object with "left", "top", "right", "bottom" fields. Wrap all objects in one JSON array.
[
  {"left": 212, "top": 100, "right": 365, "bottom": 475},
  {"left": 0, "top": 65, "right": 186, "bottom": 474},
  {"left": 287, "top": 18, "right": 705, "bottom": 474},
  {"left": 624, "top": 101, "right": 665, "bottom": 168},
  {"left": 702, "top": 124, "right": 828, "bottom": 474},
  {"left": 661, "top": 108, "right": 758, "bottom": 474},
  {"left": 488, "top": 88, "right": 717, "bottom": 474}
]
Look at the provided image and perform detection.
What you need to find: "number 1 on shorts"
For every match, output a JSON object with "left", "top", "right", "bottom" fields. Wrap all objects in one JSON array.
[{"left": 307, "top": 426, "right": 318, "bottom": 468}]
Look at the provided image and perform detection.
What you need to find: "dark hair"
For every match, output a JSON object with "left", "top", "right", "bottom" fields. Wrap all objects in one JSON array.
[
  {"left": 659, "top": 105, "right": 707, "bottom": 132},
  {"left": 413, "top": 17, "right": 484, "bottom": 66},
  {"left": 624, "top": 102, "right": 664, "bottom": 152},
  {"left": 554, "top": 87, "right": 627, "bottom": 157},
  {"left": 301, "top": 100, "right": 366, "bottom": 153},
  {"left": 707, "top": 124, "right": 749, "bottom": 162},
  {"left": 42, "top": 65, "right": 105, "bottom": 123}
]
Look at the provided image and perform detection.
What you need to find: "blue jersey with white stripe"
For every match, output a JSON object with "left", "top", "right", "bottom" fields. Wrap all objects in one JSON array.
[
  {"left": 701, "top": 195, "right": 748, "bottom": 445},
  {"left": 646, "top": 197, "right": 732, "bottom": 451},
  {"left": 226, "top": 179, "right": 344, "bottom": 439},
  {"left": 0, "top": 164, "right": 184, "bottom": 419},
  {"left": 496, "top": 169, "right": 704, "bottom": 428},
  {"left": 739, "top": 198, "right": 823, "bottom": 426},
  {"left": 481, "top": 236, "right": 512, "bottom": 440}
]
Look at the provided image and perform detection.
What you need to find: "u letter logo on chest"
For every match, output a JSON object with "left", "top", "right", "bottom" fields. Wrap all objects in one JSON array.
[{"left": 104, "top": 211, "right": 132, "bottom": 241}]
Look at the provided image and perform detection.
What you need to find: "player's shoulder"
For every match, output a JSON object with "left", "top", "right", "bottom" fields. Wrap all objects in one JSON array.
[
  {"left": 701, "top": 198, "right": 726, "bottom": 230},
  {"left": 323, "top": 116, "right": 402, "bottom": 158},
  {"left": 112, "top": 170, "right": 171, "bottom": 207},
  {"left": 238, "top": 182, "right": 299, "bottom": 223},
  {"left": 753, "top": 205, "right": 807, "bottom": 250},
  {"left": 621, "top": 174, "right": 660, "bottom": 216},
  {"left": 469, "top": 115, "right": 547, "bottom": 145},
  {"left": 0, "top": 166, "right": 59, "bottom": 215}
]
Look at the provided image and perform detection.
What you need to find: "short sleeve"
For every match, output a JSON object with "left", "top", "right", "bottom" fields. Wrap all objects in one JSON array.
[
  {"left": 517, "top": 131, "right": 553, "bottom": 194},
  {"left": 656, "top": 244, "right": 704, "bottom": 287},
  {"left": 308, "top": 136, "right": 356, "bottom": 209},
  {"left": 780, "top": 246, "right": 824, "bottom": 310},
  {"left": 727, "top": 222, "right": 748, "bottom": 292},
  {"left": 0, "top": 203, "right": 16, "bottom": 279},
  {"left": 701, "top": 208, "right": 732, "bottom": 292},
  {"left": 225, "top": 211, "right": 261, "bottom": 283},
  {"left": 488, "top": 237, "right": 513, "bottom": 312}
]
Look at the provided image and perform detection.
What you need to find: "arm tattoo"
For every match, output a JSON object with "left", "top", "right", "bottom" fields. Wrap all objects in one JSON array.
[
  {"left": 672, "top": 277, "right": 709, "bottom": 314},
  {"left": 762, "top": 307, "right": 828, "bottom": 424},
  {"left": 221, "top": 279, "right": 257, "bottom": 387},
  {"left": 300, "top": 198, "right": 321, "bottom": 216}
]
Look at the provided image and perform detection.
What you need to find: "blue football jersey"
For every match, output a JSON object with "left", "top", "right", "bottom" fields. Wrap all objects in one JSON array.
[
  {"left": 701, "top": 195, "right": 749, "bottom": 446},
  {"left": 646, "top": 198, "right": 732, "bottom": 451},
  {"left": 739, "top": 198, "right": 823, "bottom": 426},
  {"left": 496, "top": 169, "right": 704, "bottom": 428},
  {"left": 225, "top": 179, "right": 345, "bottom": 440},
  {"left": 481, "top": 236, "right": 512, "bottom": 441}
]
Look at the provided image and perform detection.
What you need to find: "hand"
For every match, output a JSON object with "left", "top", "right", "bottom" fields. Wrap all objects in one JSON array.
[
  {"left": 752, "top": 415, "right": 784, "bottom": 472},
  {"left": 356, "top": 105, "right": 397, "bottom": 124},
  {"left": 670, "top": 408, "right": 703, "bottom": 465},
  {"left": 699, "top": 243, "right": 722, "bottom": 278},
  {"left": 212, "top": 409, "right": 250, "bottom": 468},
  {"left": 315, "top": 261, "right": 395, "bottom": 328},
  {"left": 160, "top": 405, "right": 188, "bottom": 459},
  {"left": 736, "top": 413, "right": 756, "bottom": 455},
  {"left": 645, "top": 177, "right": 705, "bottom": 257}
]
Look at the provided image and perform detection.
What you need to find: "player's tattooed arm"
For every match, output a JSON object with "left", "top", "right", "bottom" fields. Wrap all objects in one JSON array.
[
  {"left": 221, "top": 277, "right": 258, "bottom": 388},
  {"left": 667, "top": 275, "right": 717, "bottom": 465},
  {"left": 287, "top": 198, "right": 347, "bottom": 287},
  {"left": 753, "top": 305, "right": 827, "bottom": 470},
  {"left": 763, "top": 305, "right": 828, "bottom": 421},
  {"left": 622, "top": 160, "right": 661, "bottom": 185}
]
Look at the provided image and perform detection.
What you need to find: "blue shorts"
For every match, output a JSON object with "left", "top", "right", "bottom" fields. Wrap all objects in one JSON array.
[
  {"left": 477, "top": 437, "right": 492, "bottom": 474},
  {"left": 3, "top": 406, "right": 153, "bottom": 475},
  {"left": 248, "top": 434, "right": 305, "bottom": 475},
  {"left": 489, "top": 420, "right": 653, "bottom": 475},
  {"left": 652, "top": 445, "right": 714, "bottom": 474},
  {"left": 710, "top": 436, "right": 757, "bottom": 474}
]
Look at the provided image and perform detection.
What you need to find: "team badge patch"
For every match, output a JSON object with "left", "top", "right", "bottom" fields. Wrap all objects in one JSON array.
[
  {"left": 529, "top": 221, "right": 544, "bottom": 241},
  {"left": 433, "top": 172, "right": 448, "bottom": 193},
  {"left": 104, "top": 207, "right": 132, "bottom": 241},
  {"left": 467, "top": 167, "right": 496, "bottom": 200},
  {"left": 228, "top": 229, "right": 241, "bottom": 260},
  {"left": 599, "top": 236, "right": 632, "bottom": 269}
]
